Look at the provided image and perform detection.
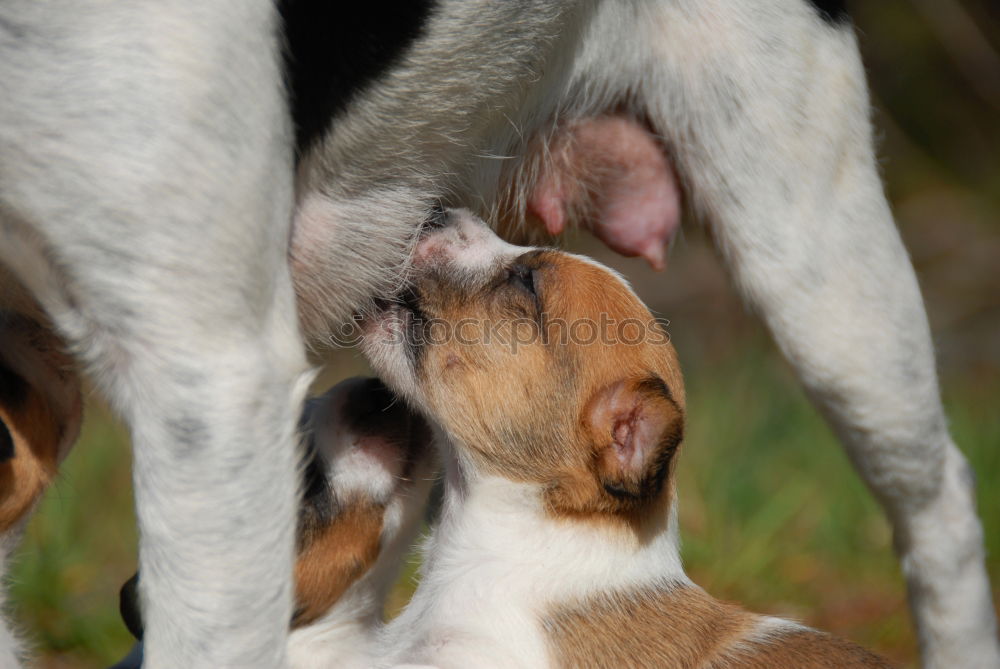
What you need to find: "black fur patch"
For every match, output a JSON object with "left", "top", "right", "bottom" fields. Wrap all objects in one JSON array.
[
  {"left": 341, "top": 377, "right": 400, "bottom": 432},
  {"left": 0, "top": 419, "right": 13, "bottom": 461},
  {"left": 0, "top": 362, "right": 28, "bottom": 410},
  {"left": 280, "top": 0, "right": 438, "bottom": 154},
  {"left": 298, "top": 429, "right": 335, "bottom": 544},
  {"left": 807, "top": 0, "right": 849, "bottom": 24}
]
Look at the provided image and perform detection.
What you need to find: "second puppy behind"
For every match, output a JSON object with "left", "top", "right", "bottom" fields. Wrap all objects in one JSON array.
[
  {"left": 289, "top": 376, "right": 435, "bottom": 668},
  {"left": 363, "top": 209, "right": 892, "bottom": 668}
]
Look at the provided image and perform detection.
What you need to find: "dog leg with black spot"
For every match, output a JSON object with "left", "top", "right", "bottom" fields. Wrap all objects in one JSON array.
[{"left": 0, "top": 3, "right": 311, "bottom": 665}]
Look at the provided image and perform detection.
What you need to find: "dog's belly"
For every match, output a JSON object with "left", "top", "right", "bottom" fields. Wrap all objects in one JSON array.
[
  {"left": 283, "top": 2, "right": 685, "bottom": 343},
  {"left": 289, "top": 112, "right": 681, "bottom": 341}
]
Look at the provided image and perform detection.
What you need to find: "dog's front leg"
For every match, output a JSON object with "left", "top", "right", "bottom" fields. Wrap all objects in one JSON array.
[
  {"left": 0, "top": 2, "right": 310, "bottom": 666},
  {"left": 615, "top": 2, "right": 999, "bottom": 666}
]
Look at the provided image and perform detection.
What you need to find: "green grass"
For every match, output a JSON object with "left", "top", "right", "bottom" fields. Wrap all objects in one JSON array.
[
  {"left": 7, "top": 403, "right": 137, "bottom": 668},
  {"left": 677, "top": 350, "right": 1000, "bottom": 666},
  {"left": 6, "top": 350, "right": 998, "bottom": 668}
]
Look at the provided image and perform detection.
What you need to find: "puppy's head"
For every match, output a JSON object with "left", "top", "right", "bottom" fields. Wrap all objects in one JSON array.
[{"left": 363, "top": 209, "right": 683, "bottom": 526}]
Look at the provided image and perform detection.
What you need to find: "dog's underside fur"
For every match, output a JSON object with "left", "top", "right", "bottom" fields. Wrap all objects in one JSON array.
[{"left": 0, "top": 1, "right": 996, "bottom": 667}]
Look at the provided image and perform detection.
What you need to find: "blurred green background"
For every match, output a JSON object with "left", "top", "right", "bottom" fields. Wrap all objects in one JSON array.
[{"left": 8, "top": 1, "right": 999, "bottom": 666}]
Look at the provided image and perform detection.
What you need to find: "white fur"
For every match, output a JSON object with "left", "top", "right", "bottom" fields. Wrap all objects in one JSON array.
[
  {"left": 376, "top": 462, "right": 689, "bottom": 668},
  {"left": 1, "top": 2, "right": 311, "bottom": 666},
  {"left": 0, "top": 534, "right": 24, "bottom": 668},
  {"left": 358, "top": 389, "right": 824, "bottom": 669},
  {"left": 307, "top": 389, "right": 402, "bottom": 504},
  {"left": 413, "top": 210, "right": 529, "bottom": 275},
  {"left": 1, "top": 0, "right": 995, "bottom": 666}
]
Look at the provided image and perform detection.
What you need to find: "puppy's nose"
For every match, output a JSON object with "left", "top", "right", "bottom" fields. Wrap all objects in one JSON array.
[{"left": 416, "top": 208, "right": 472, "bottom": 263}]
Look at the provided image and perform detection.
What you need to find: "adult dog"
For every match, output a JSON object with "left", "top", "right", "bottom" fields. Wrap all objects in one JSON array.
[{"left": 0, "top": 1, "right": 995, "bottom": 667}]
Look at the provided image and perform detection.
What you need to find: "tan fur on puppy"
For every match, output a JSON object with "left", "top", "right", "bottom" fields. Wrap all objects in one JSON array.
[
  {"left": 546, "top": 584, "right": 890, "bottom": 668},
  {"left": 0, "top": 384, "right": 61, "bottom": 532},
  {"left": 292, "top": 500, "right": 385, "bottom": 627},
  {"left": 407, "top": 248, "right": 683, "bottom": 531}
]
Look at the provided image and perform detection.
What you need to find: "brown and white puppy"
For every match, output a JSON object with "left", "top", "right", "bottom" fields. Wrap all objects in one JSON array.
[
  {"left": 0, "top": 296, "right": 82, "bottom": 661},
  {"left": 112, "top": 376, "right": 436, "bottom": 669},
  {"left": 363, "top": 210, "right": 892, "bottom": 669},
  {"left": 288, "top": 376, "right": 435, "bottom": 669},
  {"left": 0, "top": 314, "right": 80, "bottom": 539},
  {"left": 0, "top": 271, "right": 83, "bottom": 537}
]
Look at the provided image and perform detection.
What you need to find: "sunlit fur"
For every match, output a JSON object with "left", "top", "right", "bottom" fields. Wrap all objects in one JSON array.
[
  {"left": 1, "top": 0, "right": 994, "bottom": 665},
  {"left": 297, "top": 6, "right": 997, "bottom": 659}
]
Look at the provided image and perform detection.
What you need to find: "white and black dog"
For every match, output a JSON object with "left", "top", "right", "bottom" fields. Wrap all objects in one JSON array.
[{"left": 0, "top": 1, "right": 995, "bottom": 668}]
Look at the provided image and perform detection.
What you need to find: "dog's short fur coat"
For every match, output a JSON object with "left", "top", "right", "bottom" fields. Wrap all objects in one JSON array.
[{"left": 0, "top": 1, "right": 995, "bottom": 667}]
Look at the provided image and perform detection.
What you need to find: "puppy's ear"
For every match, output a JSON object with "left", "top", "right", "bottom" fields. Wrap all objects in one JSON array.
[{"left": 584, "top": 376, "right": 683, "bottom": 504}]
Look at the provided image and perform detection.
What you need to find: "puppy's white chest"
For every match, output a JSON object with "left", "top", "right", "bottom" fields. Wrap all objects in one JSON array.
[{"left": 380, "top": 565, "right": 553, "bottom": 668}]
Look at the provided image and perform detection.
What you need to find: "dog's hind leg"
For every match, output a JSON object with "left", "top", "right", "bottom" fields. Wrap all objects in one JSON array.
[
  {"left": 0, "top": 2, "right": 310, "bottom": 666},
  {"left": 587, "top": 1, "right": 999, "bottom": 666}
]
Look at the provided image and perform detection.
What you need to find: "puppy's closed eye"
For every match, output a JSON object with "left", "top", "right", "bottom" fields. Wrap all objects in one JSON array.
[{"left": 508, "top": 264, "right": 536, "bottom": 296}]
